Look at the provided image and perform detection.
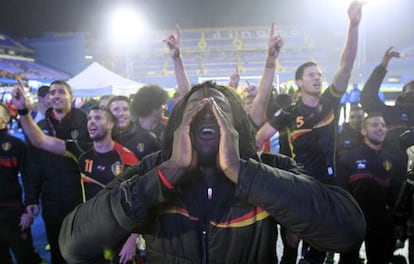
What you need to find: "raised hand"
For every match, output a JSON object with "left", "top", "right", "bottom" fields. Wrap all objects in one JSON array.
[
  {"left": 11, "top": 79, "right": 27, "bottom": 109},
  {"left": 164, "top": 25, "right": 181, "bottom": 59},
  {"left": 268, "top": 22, "right": 284, "bottom": 58},
  {"left": 229, "top": 67, "right": 240, "bottom": 88},
  {"left": 160, "top": 98, "right": 211, "bottom": 184},
  {"left": 381, "top": 46, "right": 400, "bottom": 68},
  {"left": 211, "top": 97, "right": 240, "bottom": 183},
  {"left": 348, "top": 0, "right": 365, "bottom": 26},
  {"left": 245, "top": 80, "right": 257, "bottom": 96}
]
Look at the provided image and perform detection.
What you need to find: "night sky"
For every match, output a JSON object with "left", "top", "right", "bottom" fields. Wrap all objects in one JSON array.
[
  {"left": 1, "top": 0, "right": 413, "bottom": 68},
  {"left": 0, "top": 0, "right": 308, "bottom": 38}
]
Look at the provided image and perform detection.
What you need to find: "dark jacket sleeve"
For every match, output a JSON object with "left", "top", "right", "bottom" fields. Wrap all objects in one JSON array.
[
  {"left": 24, "top": 146, "right": 43, "bottom": 205},
  {"left": 360, "top": 64, "right": 390, "bottom": 113},
  {"left": 236, "top": 156, "right": 366, "bottom": 252},
  {"left": 388, "top": 155, "right": 406, "bottom": 209},
  {"left": 59, "top": 153, "right": 163, "bottom": 263},
  {"left": 335, "top": 152, "right": 351, "bottom": 188},
  {"left": 16, "top": 139, "right": 30, "bottom": 206}
]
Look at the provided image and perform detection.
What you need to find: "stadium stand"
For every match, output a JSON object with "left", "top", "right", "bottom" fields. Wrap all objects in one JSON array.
[{"left": 0, "top": 29, "right": 70, "bottom": 86}]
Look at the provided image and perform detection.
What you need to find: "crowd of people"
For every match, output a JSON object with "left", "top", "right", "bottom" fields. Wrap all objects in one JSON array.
[{"left": 1, "top": 1, "right": 414, "bottom": 263}]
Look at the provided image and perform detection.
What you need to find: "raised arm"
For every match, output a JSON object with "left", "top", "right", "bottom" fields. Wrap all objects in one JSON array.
[
  {"left": 360, "top": 47, "right": 400, "bottom": 112},
  {"left": 332, "top": 0, "right": 364, "bottom": 94},
  {"left": 59, "top": 158, "right": 164, "bottom": 263},
  {"left": 59, "top": 152, "right": 365, "bottom": 262},
  {"left": 250, "top": 22, "right": 284, "bottom": 127},
  {"left": 228, "top": 67, "right": 240, "bottom": 89},
  {"left": 381, "top": 46, "right": 401, "bottom": 69},
  {"left": 256, "top": 122, "right": 278, "bottom": 150},
  {"left": 12, "top": 84, "right": 66, "bottom": 155},
  {"left": 165, "top": 25, "right": 191, "bottom": 97}
]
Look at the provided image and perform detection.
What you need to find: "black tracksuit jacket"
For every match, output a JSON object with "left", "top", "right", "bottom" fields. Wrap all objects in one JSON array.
[{"left": 60, "top": 152, "right": 366, "bottom": 264}]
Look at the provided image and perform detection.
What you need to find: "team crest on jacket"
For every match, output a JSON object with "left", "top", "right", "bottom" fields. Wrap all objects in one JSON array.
[
  {"left": 355, "top": 160, "right": 366, "bottom": 170},
  {"left": 97, "top": 165, "right": 105, "bottom": 172},
  {"left": 136, "top": 142, "right": 145, "bottom": 153},
  {"left": 71, "top": 129, "right": 79, "bottom": 139},
  {"left": 111, "top": 161, "right": 124, "bottom": 176},
  {"left": 2, "top": 142, "right": 11, "bottom": 151},
  {"left": 383, "top": 160, "right": 392, "bottom": 171}
]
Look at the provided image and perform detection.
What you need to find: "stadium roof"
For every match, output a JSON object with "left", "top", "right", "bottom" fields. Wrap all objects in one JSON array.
[{"left": 0, "top": 29, "right": 34, "bottom": 54}]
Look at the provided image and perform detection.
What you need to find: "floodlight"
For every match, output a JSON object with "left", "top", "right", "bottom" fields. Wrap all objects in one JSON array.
[{"left": 109, "top": 6, "right": 146, "bottom": 43}]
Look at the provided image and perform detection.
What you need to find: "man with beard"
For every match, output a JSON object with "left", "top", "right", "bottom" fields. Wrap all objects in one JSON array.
[
  {"left": 12, "top": 86, "right": 140, "bottom": 264},
  {"left": 20, "top": 80, "right": 90, "bottom": 264},
  {"left": 360, "top": 46, "right": 414, "bottom": 159},
  {"left": 57, "top": 81, "right": 365, "bottom": 264},
  {"left": 255, "top": 1, "right": 364, "bottom": 262},
  {"left": 361, "top": 48, "right": 414, "bottom": 262},
  {"left": 337, "top": 113, "right": 405, "bottom": 263}
]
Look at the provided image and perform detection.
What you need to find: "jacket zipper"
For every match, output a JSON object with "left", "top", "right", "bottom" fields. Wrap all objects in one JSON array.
[
  {"left": 201, "top": 230, "right": 208, "bottom": 264},
  {"left": 202, "top": 187, "right": 212, "bottom": 264}
]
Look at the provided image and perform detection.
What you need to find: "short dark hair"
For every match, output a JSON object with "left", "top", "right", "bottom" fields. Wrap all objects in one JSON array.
[
  {"left": 295, "top": 61, "right": 318, "bottom": 81},
  {"left": 89, "top": 106, "right": 116, "bottom": 123},
  {"left": 131, "top": 85, "right": 168, "bottom": 118},
  {"left": 99, "top": 95, "right": 115, "bottom": 105},
  {"left": 50, "top": 80, "right": 73, "bottom": 95},
  {"left": 37, "top": 85, "right": 50, "bottom": 97},
  {"left": 402, "top": 80, "right": 414, "bottom": 93},
  {"left": 108, "top": 95, "right": 131, "bottom": 108},
  {"left": 361, "top": 112, "right": 383, "bottom": 129}
]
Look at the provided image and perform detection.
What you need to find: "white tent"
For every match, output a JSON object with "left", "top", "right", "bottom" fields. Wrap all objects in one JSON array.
[{"left": 67, "top": 62, "right": 145, "bottom": 97}]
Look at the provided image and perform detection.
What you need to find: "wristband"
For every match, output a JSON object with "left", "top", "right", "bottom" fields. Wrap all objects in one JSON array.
[{"left": 17, "top": 108, "right": 29, "bottom": 116}]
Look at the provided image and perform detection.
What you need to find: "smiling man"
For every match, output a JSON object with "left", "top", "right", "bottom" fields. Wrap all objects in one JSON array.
[
  {"left": 108, "top": 95, "right": 160, "bottom": 160},
  {"left": 12, "top": 93, "right": 138, "bottom": 200},
  {"left": 19, "top": 80, "right": 90, "bottom": 264},
  {"left": 56, "top": 81, "right": 365, "bottom": 264},
  {"left": 12, "top": 85, "right": 140, "bottom": 264},
  {"left": 337, "top": 113, "right": 405, "bottom": 263}
]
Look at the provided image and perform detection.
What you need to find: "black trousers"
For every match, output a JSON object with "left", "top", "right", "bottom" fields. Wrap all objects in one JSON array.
[
  {"left": 0, "top": 220, "right": 43, "bottom": 264},
  {"left": 280, "top": 226, "right": 326, "bottom": 264},
  {"left": 44, "top": 216, "right": 67, "bottom": 264},
  {"left": 340, "top": 225, "right": 395, "bottom": 264}
]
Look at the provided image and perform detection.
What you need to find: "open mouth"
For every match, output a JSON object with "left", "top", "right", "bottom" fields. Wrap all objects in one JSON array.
[
  {"left": 202, "top": 127, "right": 215, "bottom": 136},
  {"left": 196, "top": 125, "right": 219, "bottom": 140},
  {"left": 88, "top": 127, "right": 97, "bottom": 135}
]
